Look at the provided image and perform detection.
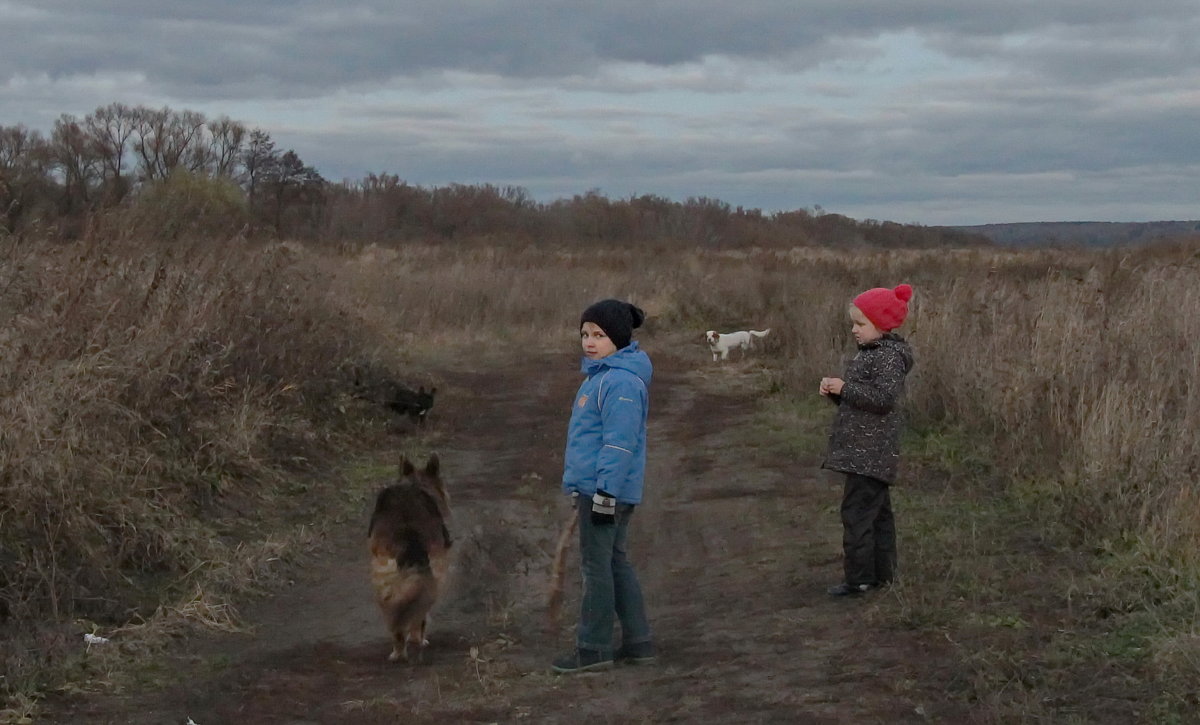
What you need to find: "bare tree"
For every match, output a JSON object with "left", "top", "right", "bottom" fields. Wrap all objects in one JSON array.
[
  {"left": 179, "top": 110, "right": 214, "bottom": 174},
  {"left": 207, "top": 116, "right": 246, "bottom": 178},
  {"left": 262, "top": 149, "right": 325, "bottom": 234},
  {"left": 85, "top": 102, "right": 138, "bottom": 203},
  {"left": 49, "top": 115, "right": 100, "bottom": 212},
  {"left": 132, "top": 106, "right": 167, "bottom": 181},
  {"left": 240, "top": 128, "right": 277, "bottom": 205},
  {"left": 133, "top": 106, "right": 209, "bottom": 180},
  {"left": 0, "top": 124, "right": 51, "bottom": 233}
]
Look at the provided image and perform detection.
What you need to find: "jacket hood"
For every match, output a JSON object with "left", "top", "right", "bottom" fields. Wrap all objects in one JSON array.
[
  {"left": 866, "top": 333, "right": 914, "bottom": 373},
  {"left": 581, "top": 341, "right": 653, "bottom": 385}
]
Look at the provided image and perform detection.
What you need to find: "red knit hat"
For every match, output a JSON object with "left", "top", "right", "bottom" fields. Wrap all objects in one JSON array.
[{"left": 852, "top": 284, "right": 913, "bottom": 331}]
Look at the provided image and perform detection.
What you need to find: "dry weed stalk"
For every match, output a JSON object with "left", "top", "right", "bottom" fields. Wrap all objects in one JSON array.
[{"left": 545, "top": 507, "right": 579, "bottom": 632}]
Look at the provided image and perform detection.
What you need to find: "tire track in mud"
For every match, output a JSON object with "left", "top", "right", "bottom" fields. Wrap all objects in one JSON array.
[{"left": 44, "top": 349, "right": 964, "bottom": 724}]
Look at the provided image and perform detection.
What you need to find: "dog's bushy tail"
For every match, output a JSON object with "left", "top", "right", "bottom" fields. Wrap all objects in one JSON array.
[
  {"left": 750, "top": 329, "right": 771, "bottom": 337},
  {"left": 546, "top": 507, "right": 579, "bottom": 633}
]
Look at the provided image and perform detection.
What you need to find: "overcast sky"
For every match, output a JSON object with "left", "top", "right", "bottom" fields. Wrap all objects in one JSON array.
[{"left": 2, "top": 1, "right": 1198, "bottom": 225}]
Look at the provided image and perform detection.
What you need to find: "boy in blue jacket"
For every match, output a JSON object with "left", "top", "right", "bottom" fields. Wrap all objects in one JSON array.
[{"left": 552, "top": 299, "right": 656, "bottom": 674}]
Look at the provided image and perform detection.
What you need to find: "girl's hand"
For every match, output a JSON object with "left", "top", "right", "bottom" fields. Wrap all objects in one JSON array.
[{"left": 820, "top": 377, "right": 845, "bottom": 396}]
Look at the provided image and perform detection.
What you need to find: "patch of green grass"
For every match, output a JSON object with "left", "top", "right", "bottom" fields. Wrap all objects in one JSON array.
[
  {"left": 879, "top": 431, "right": 1200, "bottom": 721},
  {"left": 343, "top": 437, "right": 440, "bottom": 493},
  {"left": 884, "top": 481, "right": 1018, "bottom": 630},
  {"left": 968, "top": 612, "right": 1030, "bottom": 630},
  {"left": 1100, "top": 616, "right": 1156, "bottom": 660},
  {"left": 344, "top": 458, "right": 399, "bottom": 492},
  {"left": 730, "top": 391, "right": 830, "bottom": 460},
  {"left": 341, "top": 695, "right": 404, "bottom": 716},
  {"left": 902, "top": 422, "right": 995, "bottom": 477}
]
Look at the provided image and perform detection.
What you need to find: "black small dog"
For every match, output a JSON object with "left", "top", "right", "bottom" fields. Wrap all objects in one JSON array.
[
  {"left": 385, "top": 385, "right": 437, "bottom": 424},
  {"left": 350, "top": 364, "right": 437, "bottom": 425}
]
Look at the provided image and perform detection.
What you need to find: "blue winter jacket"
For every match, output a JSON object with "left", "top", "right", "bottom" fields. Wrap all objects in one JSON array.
[{"left": 562, "top": 342, "right": 652, "bottom": 504}]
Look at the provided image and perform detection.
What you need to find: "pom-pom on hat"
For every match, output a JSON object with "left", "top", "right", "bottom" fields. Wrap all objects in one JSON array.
[
  {"left": 580, "top": 299, "right": 646, "bottom": 350},
  {"left": 852, "top": 284, "right": 913, "bottom": 332}
]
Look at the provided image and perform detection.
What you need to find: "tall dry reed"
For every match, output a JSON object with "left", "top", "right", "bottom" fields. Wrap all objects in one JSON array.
[{"left": 0, "top": 237, "right": 375, "bottom": 700}]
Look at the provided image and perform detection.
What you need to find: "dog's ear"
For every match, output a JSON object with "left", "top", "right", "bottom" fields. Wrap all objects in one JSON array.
[
  {"left": 424, "top": 453, "right": 440, "bottom": 477},
  {"left": 399, "top": 455, "right": 415, "bottom": 477},
  {"left": 429, "top": 387, "right": 437, "bottom": 396}
]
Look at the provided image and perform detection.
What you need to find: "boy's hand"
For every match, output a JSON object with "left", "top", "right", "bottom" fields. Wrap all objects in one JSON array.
[
  {"left": 820, "top": 377, "right": 845, "bottom": 396},
  {"left": 590, "top": 491, "right": 617, "bottom": 526}
]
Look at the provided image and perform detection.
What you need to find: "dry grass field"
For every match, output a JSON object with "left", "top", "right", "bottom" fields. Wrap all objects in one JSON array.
[{"left": 3, "top": 236, "right": 1200, "bottom": 722}]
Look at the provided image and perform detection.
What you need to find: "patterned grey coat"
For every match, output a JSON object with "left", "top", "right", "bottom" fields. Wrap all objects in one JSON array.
[{"left": 822, "top": 333, "right": 914, "bottom": 484}]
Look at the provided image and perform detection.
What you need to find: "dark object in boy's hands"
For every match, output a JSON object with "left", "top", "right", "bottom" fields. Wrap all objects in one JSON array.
[{"left": 591, "top": 491, "right": 617, "bottom": 525}]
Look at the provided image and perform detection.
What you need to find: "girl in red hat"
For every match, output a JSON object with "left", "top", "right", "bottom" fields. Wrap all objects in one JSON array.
[{"left": 819, "top": 284, "right": 915, "bottom": 596}]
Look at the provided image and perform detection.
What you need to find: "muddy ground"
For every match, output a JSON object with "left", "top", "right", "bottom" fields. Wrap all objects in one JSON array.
[{"left": 43, "top": 344, "right": 968, "bottom": 724}]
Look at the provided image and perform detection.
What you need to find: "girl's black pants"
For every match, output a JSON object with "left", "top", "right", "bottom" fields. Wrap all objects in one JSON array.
[{"left": 840, "top": 473, "right": 897, "bottom": 586}]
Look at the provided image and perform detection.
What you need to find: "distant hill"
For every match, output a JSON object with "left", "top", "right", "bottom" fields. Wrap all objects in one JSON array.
[{"left": 939, "top": 221, "right": 1200, "bottom": 247}]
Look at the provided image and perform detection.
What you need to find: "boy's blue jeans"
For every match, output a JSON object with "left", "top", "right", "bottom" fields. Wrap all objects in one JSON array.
[{"left": 576, "top": 499, "right": 653, "bottom": 654}]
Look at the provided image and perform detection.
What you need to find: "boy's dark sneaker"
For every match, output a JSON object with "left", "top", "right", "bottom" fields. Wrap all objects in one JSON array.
[
  {"left": 550, "top": 648, "right": 613, "bottom": 674},
  {"left": 615, "top": 642, "right": 657, "bottom": 665},
  {"left": 827, "top": 582, "right": 872, "bottom": 597}
]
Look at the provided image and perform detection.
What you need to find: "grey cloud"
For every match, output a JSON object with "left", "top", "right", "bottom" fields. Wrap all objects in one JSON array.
[
  {"left": 927, "top": 14, "right": 1200, "bottom": 86},
  {"left": 350, "top": 106, "right": 467, "bottom": 122},
  {"left": 6, "top": 1, "right": 1199, "bottom": 99},
  {"left": 266, "top": 64, "right": 1200, "bottom": 224},
  {"left": 295, "top": 84, "right": 1199, "bottom": 181}
]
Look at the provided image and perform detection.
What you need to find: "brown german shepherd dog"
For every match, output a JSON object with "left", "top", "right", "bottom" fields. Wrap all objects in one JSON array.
[{"left": 368, "top": 454, "right": 452, "bottom": 662}]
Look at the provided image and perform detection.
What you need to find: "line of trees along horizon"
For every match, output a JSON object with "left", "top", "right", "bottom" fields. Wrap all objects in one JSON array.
[{"left": 0, "top": 102, "right": 989, "bottom": 248}]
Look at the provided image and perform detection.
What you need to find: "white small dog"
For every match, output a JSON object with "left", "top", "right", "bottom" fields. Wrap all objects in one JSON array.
[{"left": 705, "top": 329, "right": 770, "bottom": 361}]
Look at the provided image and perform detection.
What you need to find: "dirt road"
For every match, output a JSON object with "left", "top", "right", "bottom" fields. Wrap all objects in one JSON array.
[{"left": 45, "top": 345, "right": 965, "bottom": 724}]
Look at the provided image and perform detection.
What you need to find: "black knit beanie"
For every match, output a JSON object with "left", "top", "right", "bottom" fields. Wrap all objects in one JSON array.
[{"left": 580, "top": 299, "right": 645, "bottom": 350}]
